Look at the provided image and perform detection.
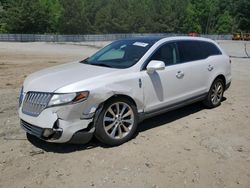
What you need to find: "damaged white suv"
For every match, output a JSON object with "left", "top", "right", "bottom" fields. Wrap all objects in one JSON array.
[{"left": 19, "top": 37, "right": 231, "bottom": 146}]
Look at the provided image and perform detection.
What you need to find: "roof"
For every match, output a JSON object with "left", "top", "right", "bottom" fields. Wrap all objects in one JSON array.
[
  {"left": 119, "top": 36, "right": 215, "bottom": 45},
  {"left": 120, "top": 36, "right": 165, "bottom": 44}
]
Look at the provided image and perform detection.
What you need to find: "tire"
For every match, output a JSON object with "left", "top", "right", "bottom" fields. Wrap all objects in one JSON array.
[
  {"left": 94, "top": 97, "right": 138, "bottom": 146},
  {"left": 203, "top": 78, "right": 225, "bottom": 108}
]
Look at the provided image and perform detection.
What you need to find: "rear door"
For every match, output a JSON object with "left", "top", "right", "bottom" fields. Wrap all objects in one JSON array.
[{"left": 174, "top": 41, "right": 210, "bottom": 98}]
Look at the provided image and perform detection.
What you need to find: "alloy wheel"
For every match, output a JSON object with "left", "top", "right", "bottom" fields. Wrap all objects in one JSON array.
[
  {"left": 103, "top": 102, "right": 134, "bottom": 139},
  {"left": 211, "top": 82, "right": 223, "bottom": 105}
]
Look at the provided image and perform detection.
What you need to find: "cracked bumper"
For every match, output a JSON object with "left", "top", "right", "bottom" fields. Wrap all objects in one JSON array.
[{"left": 19, "top": 101, "right": 95, "bottom": 143}]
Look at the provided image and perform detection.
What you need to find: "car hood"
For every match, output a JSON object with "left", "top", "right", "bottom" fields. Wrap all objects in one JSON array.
[{"left": 23, "top": 62, "right": 118, "bottom": 93}]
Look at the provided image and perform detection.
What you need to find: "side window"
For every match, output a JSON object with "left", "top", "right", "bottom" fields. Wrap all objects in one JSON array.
[
  {"left": 150, "top": 43, "right": 178, "bottom": 66},
  {"left": 177, "top": 41, "right": 222, "bottom": 63},
  {"left": 177, "top": 41, "right": 205, "bottom": 63},
  {"left": 199, "top": 41, "right": 222, "bottom": 58}
]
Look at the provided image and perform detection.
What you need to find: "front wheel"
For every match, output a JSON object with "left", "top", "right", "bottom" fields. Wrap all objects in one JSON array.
[
  {"left": 203, "top": 78, "right": 225, "bottom": 108},
  {"left": 94, "top": 97, "right": 138, "bottom": 146}
]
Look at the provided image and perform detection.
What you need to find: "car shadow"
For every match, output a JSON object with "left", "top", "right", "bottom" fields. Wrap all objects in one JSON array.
[
  {"left": 137, "top": 96, "right": 226, "bottom": 133},
  {"left": 27, "top": 133, "right": 101, "bottom": 153},
  {"left": 27, "top": 97, "right": 227, "bottom": 153}
]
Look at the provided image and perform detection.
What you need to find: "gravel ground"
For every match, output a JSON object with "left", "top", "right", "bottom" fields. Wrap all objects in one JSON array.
[{"left": 0, "top": 41, "right": 249, "bottom": 188}]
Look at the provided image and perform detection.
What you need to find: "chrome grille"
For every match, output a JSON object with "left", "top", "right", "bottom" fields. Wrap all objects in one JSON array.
[{"left": 22, "top": 92, "right": 52, "bottom": 117}]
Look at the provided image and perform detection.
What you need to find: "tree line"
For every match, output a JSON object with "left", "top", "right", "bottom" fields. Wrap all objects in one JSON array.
[{"left": 0, "top": 0, "right": 249, "bottom": 34}]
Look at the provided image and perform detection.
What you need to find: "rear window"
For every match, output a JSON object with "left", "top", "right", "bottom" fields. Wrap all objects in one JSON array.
[
  {"left": 177, "top": 41, "right": 222, "bottom": 63},
  {"left": 199, "top": 41, "right": 222, "bottom": 58}
]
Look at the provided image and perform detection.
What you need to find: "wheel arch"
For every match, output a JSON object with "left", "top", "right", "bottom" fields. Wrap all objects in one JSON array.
[
  {"left": 104, "top": 94, "right": 138, "bottom": 109},
  {"left": 93, "top": 93, "right": 140, "bottom": 146},
  {"left": 213, "top": 74, "right": 226, "bottom": 87},
  {"left": 93, "top": 94, "right": 139, "bottom": 119}
]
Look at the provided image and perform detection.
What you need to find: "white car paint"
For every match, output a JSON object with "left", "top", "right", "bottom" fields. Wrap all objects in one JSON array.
[{"left": 18, "top": 36, "right": 231, "bottom": 143}]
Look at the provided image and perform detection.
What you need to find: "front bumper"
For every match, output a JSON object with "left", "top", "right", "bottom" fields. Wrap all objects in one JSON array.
[
  {"left": 20, "top": 119, "right": 63, "bottom": 140},
  {"left": 19, "top": 100, "right": 96, "bottom": 144},
  {"left": 20, "top": 119, "right": 95, "bottom": 144}
]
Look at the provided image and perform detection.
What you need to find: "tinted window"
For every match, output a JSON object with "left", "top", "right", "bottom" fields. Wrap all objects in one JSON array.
[
  {"left": 199, "top": 41, "right": 222, "bottom": 58},
  {"left": 177, "top": 41, "right": 204, "bottom": 63},
  {"left": 150, "top": 43, "right": 178, "bottom": 66},
  {"left": 177, "top": 40, "right": 222, "bottom": 63}
]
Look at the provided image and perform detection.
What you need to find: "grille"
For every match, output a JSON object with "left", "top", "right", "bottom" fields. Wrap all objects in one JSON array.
[
  {"left": 20, "top": 119, "right": 44, "bottom": 138},
  {"left": 22, "top": 92, "right": 52, "bottom": 117}
]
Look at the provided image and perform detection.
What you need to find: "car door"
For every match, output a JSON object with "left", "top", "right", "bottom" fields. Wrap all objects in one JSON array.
[
  {"left": 175, "top": 41, "right": 210, "bottom": 97},
  {"left": 141, "top": 41, "right": 209, "bottom": 113}
]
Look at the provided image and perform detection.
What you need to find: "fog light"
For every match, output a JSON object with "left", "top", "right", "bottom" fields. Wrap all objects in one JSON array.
[{"left": 43, "top": 129, "right": 54, "bottom": 137}]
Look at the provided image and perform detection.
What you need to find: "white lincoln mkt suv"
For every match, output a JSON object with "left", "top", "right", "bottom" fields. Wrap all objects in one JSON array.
[{"left": 19, "top": 37, "right": 231, "bottom": 146}]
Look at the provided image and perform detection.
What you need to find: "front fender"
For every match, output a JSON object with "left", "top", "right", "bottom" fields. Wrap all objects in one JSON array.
[{"left": 87, "top": 82, "right": 144, "bottom": 114}]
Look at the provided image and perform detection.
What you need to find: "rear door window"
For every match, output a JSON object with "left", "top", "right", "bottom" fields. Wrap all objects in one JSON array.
[
  {"left": 177, "top": 40, "right": 222, "bottom": 63},
  {"left": 198, "top": 41, "right": 222, "bottom": 58},
  {"left": 177, "top": 41, "right": 205, "bottom": 63}
]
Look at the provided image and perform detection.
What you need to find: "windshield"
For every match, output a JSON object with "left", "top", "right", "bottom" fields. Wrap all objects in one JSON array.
[{"left": 81, "top": 39, "right": 154, "bottom": 69}]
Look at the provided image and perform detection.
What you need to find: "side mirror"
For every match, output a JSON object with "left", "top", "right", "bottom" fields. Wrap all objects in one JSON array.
[{"left": 146, "top": 60, "right": 165, "bottom": 74}]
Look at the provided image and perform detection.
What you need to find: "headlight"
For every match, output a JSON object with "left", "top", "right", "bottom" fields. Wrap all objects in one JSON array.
[
  {"left": 19, "top": 86, "right": 24, "bottom": 107},
  {"left": 48, "top": 91, "right": 89, "bottom": 107}
]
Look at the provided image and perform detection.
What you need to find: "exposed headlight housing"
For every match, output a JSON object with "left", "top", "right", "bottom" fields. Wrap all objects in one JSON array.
[{"left": 48, "top": 91, "right": 89, "bottom": 107}]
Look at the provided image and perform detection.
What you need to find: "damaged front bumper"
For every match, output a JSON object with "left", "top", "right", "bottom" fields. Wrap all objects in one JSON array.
[
  {"left": 19, "top": 99, "right": 97, "bottom": 144},
  {"left": 20, "top": 119, "right": 95, "bottom": 144}
]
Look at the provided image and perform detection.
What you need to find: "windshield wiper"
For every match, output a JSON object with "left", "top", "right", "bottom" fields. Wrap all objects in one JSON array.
[
  {"left": 93, "top": 63, "right": 112, "bottom": 68},
  {"left": 80, "top": 60, "right": 112, "bottom": 68},
  {"left": 80, "top": 58, "right": 89, "bottom": 64}
]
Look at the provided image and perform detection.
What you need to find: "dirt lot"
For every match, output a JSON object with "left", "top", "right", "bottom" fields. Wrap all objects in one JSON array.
[{"left": 0, "top": 41, "right": 249, "bottom": 188}]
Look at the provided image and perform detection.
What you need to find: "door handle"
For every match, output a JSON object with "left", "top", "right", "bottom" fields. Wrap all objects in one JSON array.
[
  {"left": 208, "top": 65, "right": 214, "bottom": 71},
  {"left": 176, "top": 71, "right": 185, "bottom": 79}
]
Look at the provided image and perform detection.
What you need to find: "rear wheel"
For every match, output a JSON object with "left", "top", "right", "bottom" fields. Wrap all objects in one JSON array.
[
  {"left": 94, "top": 97, "right": 138, "bottom": 146},
  {"left": 203, "top": 78, "right": 224, "bottom": 108}
]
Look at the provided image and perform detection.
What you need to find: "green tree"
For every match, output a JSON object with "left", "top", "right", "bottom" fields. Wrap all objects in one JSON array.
[
  {"left": 94, "top": 3, "right": 112, "bottom": 33},
  {"left": 59, "top": 0, "right": 90, "bottom": 34},
  {"left": 3, "top": 0, "right": 52, "bottom": 33},
  {"left": 0, "top": 0, "right": 249, "bottom": 34},
  {"left": 215, "top": 11, "right": 233, "bottom": 34},
  {"left": 234, "top": 0, "right": 250, "bottom": 31},
  {"left": 84, "top": 0, "right": 108, "bottom": 33},
  {"left": 182, "top": 2, "right": 201, "bottom": 33},
  {"left": 39, "top": 0, "right": 62, "bottom": 33},
  {"left": 127, "top": 0, "right": 151, "bottom": 33},
  {"left": 0, "top": 2, "right": 7, "bottom": 32}
]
